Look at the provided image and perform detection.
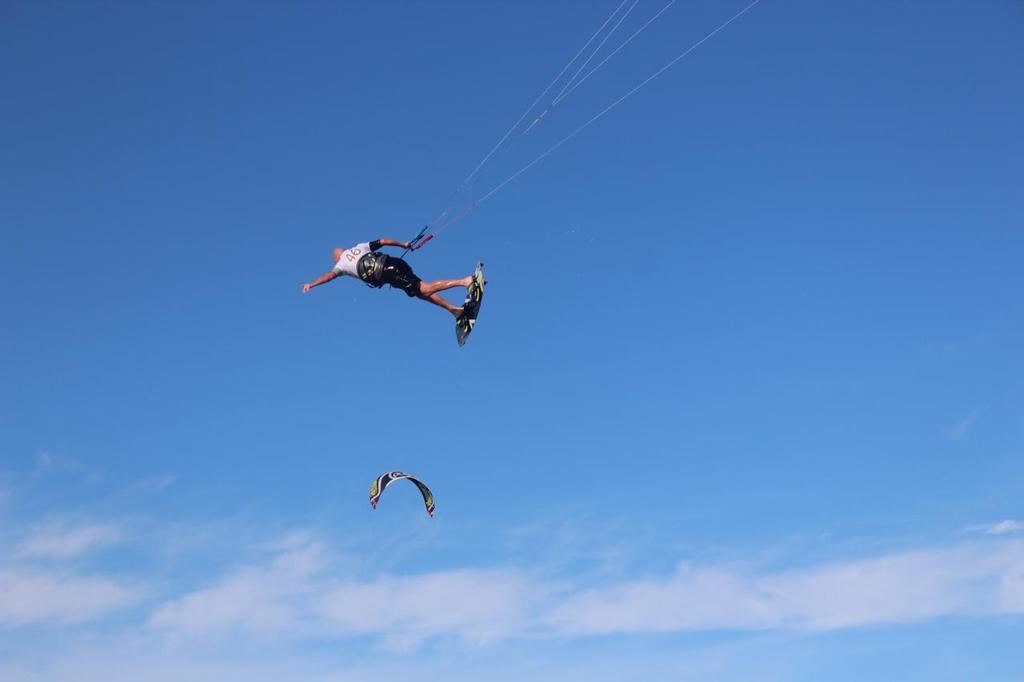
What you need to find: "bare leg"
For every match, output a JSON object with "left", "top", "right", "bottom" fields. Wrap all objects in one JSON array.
[
  {"left": 419, "top": 276, "right": 473, "bottom": 297},
  {"left": 417, "top": 276, "right": 473, "bottom": 318},
  {"left": 420, "top": 292, "right": 462, "bottom": 317}
]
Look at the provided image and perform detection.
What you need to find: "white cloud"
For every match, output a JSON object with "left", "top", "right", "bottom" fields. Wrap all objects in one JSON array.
[
  {"left": 0, "top": 570, "right": 139, "bottom": 625},
  {"left": 967, "top": 520, "right": 1024, "bottom": 536},
  {"left": 0, "top": 633, "right": 788, "bottom": 682},
  {"left": 33, "top": 452, "right": 88, "bottom": 477},
  {"left": 18, "top": 523, "right": 123, "bottom": 560},
  {"left": 5, "top": 519, "right": 1023, "bottom": 654},
  {"left": 257, "top": 529, "right": 316, "bottom": 552},
  {"left": 23, "top": 631, "right": 841, "bottom": 682},
  {"left": 145, "top": 534, "right": 1024, "bottom": 649},
  {"left": 316, "top": 569, "right": 550, "bottom": 647},
  {"left": 944, "top": 411, "right": 979, "bottom": 442},
  {"left": 147, "top": 541, "right": 325, "bottom": 636},
  {"left": 148, "top": 533, "right": 552, "bottom": 646},
  {"left": 129, "top": 475, "right": 177, "bottom": 492},
  {"left": 549, "top": 542, "right": 1024, "bottom": 634}
]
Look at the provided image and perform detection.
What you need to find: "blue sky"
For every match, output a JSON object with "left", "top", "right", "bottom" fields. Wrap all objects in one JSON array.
[{"left": 2, "top": 1, "right": 1023, "bottom": 680}]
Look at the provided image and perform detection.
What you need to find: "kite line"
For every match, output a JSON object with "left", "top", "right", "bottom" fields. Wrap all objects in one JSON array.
[{"left": 408, "top": 0, "right": 763, "bottom": 252}]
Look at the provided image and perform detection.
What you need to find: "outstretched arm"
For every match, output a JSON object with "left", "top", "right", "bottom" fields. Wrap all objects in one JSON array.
[
  {"left": 372, "top": 237, "right": 411, "bottom": 250},
  {"left": 302, "top": 270, "right": 339, "bottom": 293}
]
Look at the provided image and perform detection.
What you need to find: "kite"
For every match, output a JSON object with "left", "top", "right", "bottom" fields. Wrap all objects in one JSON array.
[{"left": 369, "top": 471, "right": 435, "bottom": 517}]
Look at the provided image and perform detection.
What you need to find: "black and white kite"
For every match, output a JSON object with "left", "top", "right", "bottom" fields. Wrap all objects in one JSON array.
[{"left": 369, "top": 471, "right": 435, "bottom": 517}]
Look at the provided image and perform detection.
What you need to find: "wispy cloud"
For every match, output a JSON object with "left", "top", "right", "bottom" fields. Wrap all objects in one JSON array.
[
  {"left": 0, "top": 570, "right": 140, "bottom": 625},
  {"left": 0, "top": 633, "right": 792, "bottom": 682},
  {"left": 147, "top": 536, "right": 549, "bottom": 649},
  {"left": 550, "top": 542, "right": 1024, "bottom": 634},
  {"left": 145, "top": 535, "right": 1024, "bottom": 648},
  {"left": 316, "top": 569, "right": 551, "bottom": 649},
  {"left": 10, "top": 513, "right": 1023, "bottom": 650},
  {"left": 18, "top": 523, "right": 124, "bottom": 560},
  {"left": 147, "top": 540, "right": 326, "bottom": 637},
  {"left": 966, "top": 520, "right": 1024, "bottom": 536},
  {"left": 33, "top": 452, "right": 88, "bottom": 477},
  {"left": 944, "top": 410, "right": 979, "bottom": 442},
  {"left": 128, "top": 475, "right": 178, "bottom": 492}
]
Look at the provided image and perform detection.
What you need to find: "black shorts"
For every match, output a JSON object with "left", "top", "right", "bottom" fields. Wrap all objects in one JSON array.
[{"left": 378, "top": 257, "right": 422, "bottom": 297}]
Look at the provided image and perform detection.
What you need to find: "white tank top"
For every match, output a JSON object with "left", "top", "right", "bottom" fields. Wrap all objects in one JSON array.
[{"left": 331, "top": 242, "right": 372, "bottom": 279}]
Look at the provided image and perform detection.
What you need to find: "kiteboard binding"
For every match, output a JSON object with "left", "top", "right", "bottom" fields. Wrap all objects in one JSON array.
[{"left": 455, "top": 262, "right": 486, "bottom": 347}]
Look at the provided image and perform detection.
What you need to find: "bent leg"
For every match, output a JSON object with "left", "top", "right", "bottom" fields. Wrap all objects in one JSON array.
[
  {"left": 418, "top": 290, "right": 463, "bottom": 317},
  {"left": 419, "top": 276, "right": 473, "bottom": 297}
]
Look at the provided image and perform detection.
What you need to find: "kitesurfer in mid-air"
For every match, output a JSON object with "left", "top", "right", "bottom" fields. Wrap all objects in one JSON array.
[{"left": 301, "top": 238, "right": 475, "bottom": 318}]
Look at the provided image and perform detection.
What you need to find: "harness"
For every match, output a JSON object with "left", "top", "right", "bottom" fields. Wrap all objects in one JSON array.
[{"left": 356, "top": 251, "right": 388, "bottom": 287}]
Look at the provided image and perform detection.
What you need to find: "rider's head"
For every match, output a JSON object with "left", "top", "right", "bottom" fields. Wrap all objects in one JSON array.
[{"left": 332, "top": 247, "right": 343, "bottom": 263}]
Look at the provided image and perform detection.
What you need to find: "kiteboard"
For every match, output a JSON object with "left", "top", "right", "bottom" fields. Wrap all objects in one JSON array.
[{"left": 455, "top": 261, "right": 486, "bottom": 347}]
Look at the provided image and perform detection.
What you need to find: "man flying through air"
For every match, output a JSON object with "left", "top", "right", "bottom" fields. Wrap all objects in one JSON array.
[{"left": 301, "top": 238, "right": 476, "bottom": 319}]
